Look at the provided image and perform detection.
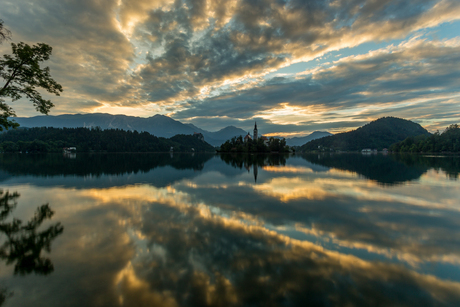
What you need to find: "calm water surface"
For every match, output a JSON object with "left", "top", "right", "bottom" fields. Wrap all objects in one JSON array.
[{"left": 0, "top": 153, "right": 459, "bottom": 306}]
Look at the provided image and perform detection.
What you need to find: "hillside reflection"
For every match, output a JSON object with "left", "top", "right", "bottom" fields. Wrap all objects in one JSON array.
[{"left": 301, "top": 153, "right": 459, "bottom": 184}]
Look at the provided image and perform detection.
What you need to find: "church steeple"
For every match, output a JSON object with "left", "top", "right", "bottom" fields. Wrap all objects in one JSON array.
[{"left": 253, "top": 122, "right": 258, "bottom": 140}]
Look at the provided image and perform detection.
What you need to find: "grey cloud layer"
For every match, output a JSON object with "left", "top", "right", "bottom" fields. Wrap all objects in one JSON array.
[
  {"left": 133, "top": 0, "right": 459, "bottom": 103},
  {"left": 1, "top": 0, "right": 138, "bottom": 107}
]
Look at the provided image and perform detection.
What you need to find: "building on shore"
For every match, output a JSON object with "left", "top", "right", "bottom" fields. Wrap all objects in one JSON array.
[{"left": 244, "top": 133, "right": 252, "bottom": 142}]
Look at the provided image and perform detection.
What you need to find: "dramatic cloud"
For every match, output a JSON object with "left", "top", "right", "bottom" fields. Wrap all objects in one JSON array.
[
  {"left": 175, "top": 36, "right": 460, "bottom": 133},
  {"left": 1, "top": 0, "right": 459, "bottom": 133}
]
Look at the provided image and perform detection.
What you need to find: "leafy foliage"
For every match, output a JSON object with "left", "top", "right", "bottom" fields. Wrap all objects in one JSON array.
[
  {"left": 0, "top": 127, "right": 215, "bottom": 152},
  {"left": 300, "top": 117, "right": 430, "bottom": 152},
  {"left": 0, "top": 20, "right": 11, "bottom": 43},
  {"left": 390, "top": 124, "right": 460, "bottom": 153},
  {"left": 0, "top": 42, "right": 62, "bottom": 130},
  {"left": 218, "top": 135, "right": 290, "bottom": 153}
]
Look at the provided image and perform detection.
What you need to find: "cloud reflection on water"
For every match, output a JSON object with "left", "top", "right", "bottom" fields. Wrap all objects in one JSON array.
[{"left": 1, "top": 154, "right": 459, "bottom": 306}]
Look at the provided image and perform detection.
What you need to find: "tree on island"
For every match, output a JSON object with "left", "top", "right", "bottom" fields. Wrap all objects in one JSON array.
[
  {"left": 0, "top": 20, "right": 62, "bottom": 130},
  {"left": 219, "top": 135, "right": 290, "bottom": 153}
]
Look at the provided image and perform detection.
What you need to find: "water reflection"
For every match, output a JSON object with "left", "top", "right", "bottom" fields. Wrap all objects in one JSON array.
[
  {"left": 0, "top": 153, "right": 215, "bottom": 189},
  {"left": 219, "top": 153, "right": 289, "bottom": 182},
  {"left": 300, "top": 153, "right": 460, "bottom": 185},
  {"left": 0, "top": 153, "right": 459, "bottom": 306},
  {"left": 122, "top": 192, "right": 460, "bottom": 306},
  {"left": 0, "top": 191, "right": 63, "bottom": 275},
  {"left": 0, "top": 153, "right": 214, "bottom": 178},
  {"left": 0, "top": 190, "right": 63, "bottom": 305}
]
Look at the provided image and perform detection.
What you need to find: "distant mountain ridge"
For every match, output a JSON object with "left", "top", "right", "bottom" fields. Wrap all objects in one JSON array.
[
  {"left": 300, "top": 117, "right": 430, "bottom": 152},
  {"left": 13, "top": 113, "right": 248, "bottom": 146},
  {"left": 13, "top": 113, "right": 335, "bottom": 147},
  {"left": 286, "top": 131, "right": 332, "bottom": 146}
]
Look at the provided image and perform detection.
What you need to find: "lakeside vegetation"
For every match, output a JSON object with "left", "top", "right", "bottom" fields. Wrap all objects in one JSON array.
[
  {"left": 390, "top": 124, "right": 460, "bottom": 153},
  {"left": 0, "top": 127, "right": 215, "bottom": 153},
  {"left": 218, "top": 135, "right": 290, "bottom": 153}
]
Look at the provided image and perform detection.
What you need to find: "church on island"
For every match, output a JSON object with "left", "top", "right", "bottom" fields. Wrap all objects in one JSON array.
[{"left": 244, "top": 122, "right": 268, "bottom": 144}]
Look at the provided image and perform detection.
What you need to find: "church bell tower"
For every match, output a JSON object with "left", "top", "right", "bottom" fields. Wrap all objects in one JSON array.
[{"left": 253, "top": 122, "right": 258, "bottom": 140}]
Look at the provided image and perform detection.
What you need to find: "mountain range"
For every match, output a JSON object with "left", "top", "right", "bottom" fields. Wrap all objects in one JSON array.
[
  {"left": 12, "top": 113, "right": 330, "bottom": 146},
  {"left": 286, "top": 131, "right": 332, "bottom": 146}
]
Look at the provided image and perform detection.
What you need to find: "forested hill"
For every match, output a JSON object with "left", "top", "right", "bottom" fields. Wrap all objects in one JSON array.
[
  {"left": 390, "top": 124, "right": 460, "bottom": 153},
  {"left": 0, "top": 127, "right": 215, "bottom": 152},
  {"left": 300, "top": 117, "right": 430, "bottom": 152}
]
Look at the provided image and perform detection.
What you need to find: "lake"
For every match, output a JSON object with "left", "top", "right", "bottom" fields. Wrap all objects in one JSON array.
[{"left": 0, "top": 153, "right": 459, "bottom": 306}]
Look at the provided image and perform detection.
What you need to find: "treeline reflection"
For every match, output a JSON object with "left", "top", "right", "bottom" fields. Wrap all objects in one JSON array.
[
  {"left": 219, "top": 153, "right": 288, "bottom": 168},
  {"left": 1, "top": 153, "right": 458, "bottom": 187},
  {"left": 219, "top": 153, "right": 459, "bottom": 185},
  {"left": 0, "top": 153, "right": 214, "bottom": 177}
]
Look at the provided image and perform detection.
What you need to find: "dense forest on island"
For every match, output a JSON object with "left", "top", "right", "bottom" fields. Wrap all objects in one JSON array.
[
  {"left": 390, "top": 124, "right": 460, "bottom": 153},
  {"left": 0, "top": 127, "right": 215, "bottom": 152},
  {"left": 218, "top": 135, "right": 290, "bottom": 153},
  {"left": 300, "top": 117, "right": 430, "bottom": 152}
]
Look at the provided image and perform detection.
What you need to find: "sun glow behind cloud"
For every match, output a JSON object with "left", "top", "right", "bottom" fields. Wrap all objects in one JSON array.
[{"left": 2, "top": 0, "right": 460, "bottom": 133}]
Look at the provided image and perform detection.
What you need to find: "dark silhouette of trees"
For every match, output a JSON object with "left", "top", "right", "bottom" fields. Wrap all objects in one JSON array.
[
  {"left": 0, "top": 21, "right": 62, "bottom": 130},
  {"left": 0, "top": 20, "right": 11, "bottom": 43},
  {"left": 218, "top": 136, "right": 290, "bottom": 153},
  {"left": 0, "top": 190, "right": 63, "bottom": 276},
  {"left": 0, "top": 127, "right": 216, "bottom": 153}
]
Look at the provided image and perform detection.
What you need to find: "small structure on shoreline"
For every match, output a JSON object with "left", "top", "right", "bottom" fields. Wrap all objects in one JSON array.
[{"left": 63, "top": 147, "right": 76, "bottom": 153}]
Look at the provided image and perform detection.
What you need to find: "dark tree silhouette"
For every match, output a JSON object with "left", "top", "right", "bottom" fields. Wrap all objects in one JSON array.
[
  {"left": 0, "top": 20, "right": 11, "bottom": 43},
  {"left": 0, "top": 40, "right": 63, "bottom": 130},
  {"left": 0, "top": 190, "right": 64, "bottom": 275}
]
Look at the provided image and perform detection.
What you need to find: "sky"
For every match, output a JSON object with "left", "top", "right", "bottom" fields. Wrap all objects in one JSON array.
[{"left": 1, "top": 0, "right": 460, "bottom": 136}]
